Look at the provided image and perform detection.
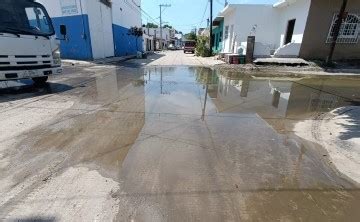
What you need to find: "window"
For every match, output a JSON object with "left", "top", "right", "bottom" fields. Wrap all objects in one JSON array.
[
  {"left": 25, "top": 7, "right": 52, "bottom": 34},
  {"left": 219, "top": 31, "right": 223, "bottom": 42},
  {"left": 0, "top": 2, "right": 54, "bottom": 36},
  {"left": 224, "top": 26, "right": 229, "bottom": 39},
  {"left": 326, "top": 13, "right": 359, "bottom": 44},
  {"left": 100, "top": 0, "right": 112, "bottom": 7}
]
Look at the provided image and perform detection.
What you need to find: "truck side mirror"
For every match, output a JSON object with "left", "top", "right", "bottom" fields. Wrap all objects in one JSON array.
[{"left": 60, "top": 25, "right": 67, "bottom": 37}]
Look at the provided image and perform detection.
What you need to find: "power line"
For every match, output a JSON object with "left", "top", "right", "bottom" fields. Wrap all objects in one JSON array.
[
  {"left": 215, "top": 0, "right": 223, "bottom": 6},
  {"left": 159, "top": 4, "right": 171, "bottom": 50},
  {"left": 123, "top": 0, "right": 160, "bottom": 25},
  {"left": 199, "top": 0, "right": 209, "bottom": 27}
]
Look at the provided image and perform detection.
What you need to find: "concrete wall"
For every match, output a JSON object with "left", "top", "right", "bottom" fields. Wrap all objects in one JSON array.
[
  {"left": 86, "top": 0, "right": 115, "bottom": 59},
  {"left": 275, "top": 0, "right": 311, "bottom": 47},
  {"left": 112, "top": 0, "right": 143, "bottom": 56},
  {"left": 221, "top": 5, "right": 279, "bottom": 53},
  {"left": 212, "top": 20, "right": 224, "bottom": 53},
  {"left": 300, "top": 0, "right": 360, "bottom": 60},
  {"left": 38, "top": 0, "right": 142, "bottom": 59},
  {"left": 38, "top": 0, "right": 93, "bottom": 60},
  {"left": 220, "top": 1, "right": 311, "bottom": 57}
]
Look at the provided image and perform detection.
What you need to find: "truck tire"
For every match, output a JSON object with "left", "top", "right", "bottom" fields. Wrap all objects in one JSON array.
[{"left": 32, "top": 76, "right": 48, "bottom": 85}]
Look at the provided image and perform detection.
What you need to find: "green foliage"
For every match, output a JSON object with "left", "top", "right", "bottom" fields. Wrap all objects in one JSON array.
[
  {"left": 128, "top": 27, "right": 143, "bottom": 51},
  {"left": 128, "top": 27, "right": 143, "bottom": 37},
  {"left": 163, "top": 24, "right": 173, "bottom": 29},
  {"left": 184, "top": 32, "right": 197, "bottom": 41},
  {"left": 144, "top": 23, "right": 158, "bottom": 28},
  {"left": 196, "top": 36, "right": 211, "bottom": 57}
]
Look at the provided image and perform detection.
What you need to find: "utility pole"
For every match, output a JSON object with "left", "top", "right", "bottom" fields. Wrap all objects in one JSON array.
[
  {"left": 326, "top": 0, "right": 348, "bottom": 65},
  {"left": 209, "top": 0, "right": 213, "bottom": 55},
  {"left": 159, "top": 4, "right": 171, "bottom": 50}
]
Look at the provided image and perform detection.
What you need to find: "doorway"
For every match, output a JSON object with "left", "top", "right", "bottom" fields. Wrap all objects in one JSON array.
[
  {"left": 284, "top": 19, "right": 296, "bottom": 45},
  {"left": 99, "top": 3, "right": 114, "bottom": 58}
]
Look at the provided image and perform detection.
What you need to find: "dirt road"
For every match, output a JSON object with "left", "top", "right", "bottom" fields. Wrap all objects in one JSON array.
[
  {"left": 126, "top": 50, "right": 225, "bottom": 66},
  {"left": 1, "top": 60, "right": 360, "bottom": 221}
]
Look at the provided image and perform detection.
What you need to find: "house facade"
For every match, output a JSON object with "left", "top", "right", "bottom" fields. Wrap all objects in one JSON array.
[
  {"left": 217, "top": 0, "right": 360, "bottom": 60},
  {"left": 219, "top": 0, "right": 311, "bottom": 58},
  {"left": 174, "top": 33, "right": 183, "bottom": 48},
  {"left": 145, "top": 27, "right": 175, "bottom": 50},
  {"left": 39, "top": 0, "right": 142, "bottom": 60},
  {"left": 212, "top": 16, "right": 224, "bottom": 53},
  {"left": 299, "top": 0, "right": 360, "bottom": 60}
]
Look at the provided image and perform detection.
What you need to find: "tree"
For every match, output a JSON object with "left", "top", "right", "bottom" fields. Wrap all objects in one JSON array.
[
  {"left": 184, "top": 32, "right": 197, "bottom": 41},
  {"left": 163, "top": 24, "right": 173, "bottom": 29},
  {"left": 196, "top": 35, "right": 211, "bottom": 57},
  {"left": 144, "top": 23, "right": 158, "bottom": 28},
  {"left": 128, "top": 27, "right": 143, "bottom": 51}
]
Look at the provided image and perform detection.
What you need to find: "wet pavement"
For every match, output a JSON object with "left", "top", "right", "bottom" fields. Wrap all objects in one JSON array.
[{"left": 1, "top": 65, "right": 360, "bottom": 221}]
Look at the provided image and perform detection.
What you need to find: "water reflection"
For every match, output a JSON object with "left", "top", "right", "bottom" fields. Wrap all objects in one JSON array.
[{"left": 188, "top": 68, "right": 360, "bottom": 133}]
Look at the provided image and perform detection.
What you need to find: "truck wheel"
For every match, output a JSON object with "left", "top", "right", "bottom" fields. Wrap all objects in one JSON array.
[{"left": 32, "top": 76, "right": 48, "bottom": 85}]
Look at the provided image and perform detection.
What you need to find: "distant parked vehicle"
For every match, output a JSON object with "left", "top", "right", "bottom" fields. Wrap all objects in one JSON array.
[
  {"left": 168, "top": 44, "right": 176, "bottom": 50},
  {"left": 184, "top": 41, "right": 196, "bottom": 54}
]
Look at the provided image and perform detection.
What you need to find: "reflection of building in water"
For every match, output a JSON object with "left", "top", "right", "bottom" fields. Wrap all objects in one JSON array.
[
  {"left": 194, "top": 67, "right": 219, "bottom": 99},
  {"left": 213, "top": 72, "right": 293, "bottom": 119},
  {"left": 207, "top": 72, "right": 360, "bottom": 133},
  {"left": 95, "top": 67, "right": 146, "bottom": 115},
  {"left": 286, "top": 79, "right": 360, "bottom": 118},
  {"left": 96, "top": 72, "right": 119, "bottom": 102}
]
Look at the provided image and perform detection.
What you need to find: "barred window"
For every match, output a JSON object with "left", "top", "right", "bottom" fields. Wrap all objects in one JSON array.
[
  {"left": 224, "top": 26, "right": 229, "bottom": 39},
  {"left": 326, "top": 13, "right": 359, "bottom": 44}
]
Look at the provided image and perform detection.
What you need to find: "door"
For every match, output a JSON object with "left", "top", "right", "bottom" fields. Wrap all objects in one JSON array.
[
  {"left": 100, "top": 3, "right": 114, "bottom": 57},
  {"left": 229, "top": 25, "right": 234, "bottom": 52},
  {"left": 284, "top": 19, "right": 296, "bottom": 45}
]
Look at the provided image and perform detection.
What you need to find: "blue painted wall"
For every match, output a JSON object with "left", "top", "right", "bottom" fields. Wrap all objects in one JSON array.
[
  {"left": 112, "top": 24, "right": 143, "bottom": 57},
  {"left": 51, "top": 15, "right": 93, "bottom": 60}
]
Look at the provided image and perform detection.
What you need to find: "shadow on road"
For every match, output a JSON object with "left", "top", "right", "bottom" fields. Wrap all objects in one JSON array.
[
  {"left": 8, "top": 216, "right": 57, "bottom": 222},
  {"left": 0, "top": 80, "right": 73, "bottom": 103},
  {"left": 336, "top": 104, "right": 360, "bottom": 141},
  {"left": 118, "top": 52, "right": 166, "bottom": 68}
]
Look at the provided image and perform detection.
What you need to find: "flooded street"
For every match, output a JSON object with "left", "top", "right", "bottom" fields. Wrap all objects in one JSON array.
[{"left": 1, "top": 66, "right": 360, "bottom": 221}]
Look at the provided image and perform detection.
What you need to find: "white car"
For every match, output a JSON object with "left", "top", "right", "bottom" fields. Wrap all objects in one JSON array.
[{"left": 168, "top": 44, "right": 176, "bottom": 50}]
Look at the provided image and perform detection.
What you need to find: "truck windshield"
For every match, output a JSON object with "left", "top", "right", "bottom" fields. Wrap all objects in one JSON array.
[{"left": 0, "top": 1, "right": 54, "bottom": 37}]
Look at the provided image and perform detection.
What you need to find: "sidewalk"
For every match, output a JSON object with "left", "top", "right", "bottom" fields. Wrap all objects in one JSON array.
[{"left": 62, "top": 55, "right": 136, "bottom": 66}]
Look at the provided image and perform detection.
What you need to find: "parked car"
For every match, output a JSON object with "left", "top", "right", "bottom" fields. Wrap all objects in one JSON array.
[
  {"left": 168, "top": 44, "right": 176, "bottom": 50},
  {"left": 184, "top": 40, "right": 196, "bottom": 54}
]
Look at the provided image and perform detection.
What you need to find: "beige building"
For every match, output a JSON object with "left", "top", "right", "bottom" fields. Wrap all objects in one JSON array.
[{"left": 300, "top": 0, "right": 360, "bottom": 60}]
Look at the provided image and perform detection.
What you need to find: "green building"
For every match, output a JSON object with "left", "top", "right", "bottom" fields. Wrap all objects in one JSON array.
[{"left": 212, "top": 16, "right": 224, "bottom": 54}]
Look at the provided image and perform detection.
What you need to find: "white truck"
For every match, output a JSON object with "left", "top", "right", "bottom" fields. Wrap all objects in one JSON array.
[{"left": 0, "top": 0, "right": 66, "bottom": 84}]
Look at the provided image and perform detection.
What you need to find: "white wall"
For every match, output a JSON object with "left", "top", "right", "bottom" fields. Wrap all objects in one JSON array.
[
  {"left": 275, "top": 0, "right": 311, "bottom": 47},
  {"left": 112, "top": 0, "right": 142, "bottom": 28},
  {"left": 146, "top": 28, "right": 171, "bottom": 41},
  {"left": 86, "top": 0, "right": 114, "bottom": 59},
  {"left": 220, "top": 1, "right": 311, "bottom": 56},
  {"left": 222, "top": 5, "right": 279, "bottom": 53},
  {"left": 38, "top": 0, "right": 86, "bottom": 17}
]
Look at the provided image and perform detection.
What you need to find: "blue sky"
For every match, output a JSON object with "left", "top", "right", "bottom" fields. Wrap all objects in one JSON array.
[{"left": 141, "top": 0, "right": 278, "bottom": 33}]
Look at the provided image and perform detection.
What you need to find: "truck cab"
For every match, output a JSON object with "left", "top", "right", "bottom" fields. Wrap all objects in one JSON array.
[
  {"left": 184, "top": 40, "right": 196, "bottom": 54},
  {"left": 0, "top": 0, "right": 63, "bottom": 84}
]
